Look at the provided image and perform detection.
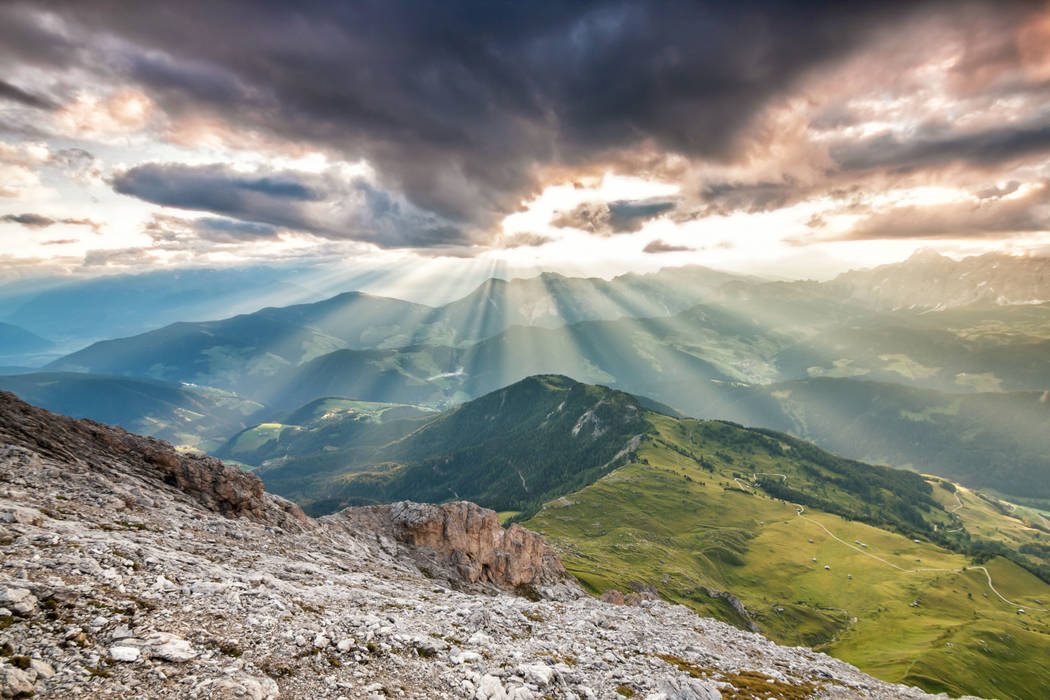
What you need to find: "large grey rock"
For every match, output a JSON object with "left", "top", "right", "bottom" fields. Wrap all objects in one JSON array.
[
  {"left": 0, "top": 586, "right": 36, "bottom": 616},
  {"left": 0, "top": 666, "right": 34, "bottom": 699},
  {"left": 143, "top": 632, "right": 197, "bottom": 662},
  {"left": 649, "top": 676, "right": 723, "bottom": 700},
  {"left": 0, "top": 506, "right": 43, "bottom": 526},
  {"left": 193, "top": 674, "right": 280, "bottom": 699}
]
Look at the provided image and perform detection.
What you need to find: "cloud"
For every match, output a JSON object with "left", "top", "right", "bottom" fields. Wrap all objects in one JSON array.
[
  {"left": 49, "top": 147, "right": 101, "bottom": 184},
  {"left": 0, "top": 79, "right": 54, "bottom": 109},
  {"left": 114, "top": 162, "right": 468, "bottom": 248},
  {"left": 53, "top": 89, "right": 155, "bottom": 138},
  {"left": 0, "top": 213, "right": 102, "bottom": 233},
  {"left": 832, "top": 120, "right": 1050, "bottom": 173},
  {"left": 498, "top": 232, "right": 554, "bottom": 249},
  {"left": 829, "top": 181, "right": 1050, "bottom": 241},
  {"left": 193, "top": 218, "right": 280, "bottom": 242},
  {"left": 2, "top": 0, "right": 1049, "bottom": 261},
  {"left": 81, "top": 247, "right": 158, "bottom": 268},
  {"left": 1, "top": 213, "right": 53, "bottom": 228},
  {"left": 643, "top": 239, "right": 694, "bottom": 253},
  {"left": 0, "top": 0, "right": 956, "bottom": 234},
  {"left": 551, "top": 198, "right": 676, "bottom": 235},
  {"left": 0, "top": 140, "right": 49, "bottom": 198},
  {"left": 145, "top": 214, "right": 280, "bottom": 245}
]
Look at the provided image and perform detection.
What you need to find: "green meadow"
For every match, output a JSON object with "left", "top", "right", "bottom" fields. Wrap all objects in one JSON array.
[{"left": 526, "top": 419, "right": 1050, "bottom": 699}]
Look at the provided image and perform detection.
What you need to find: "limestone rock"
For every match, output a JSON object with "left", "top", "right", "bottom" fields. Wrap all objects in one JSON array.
[
  {"left": 0, "top": 586, "right": 36, "bottom": 616},
  {"left": 0, "top": 666, "right": 34, "bottom": 699},
  {"left": 0, "top": 390, "right": 309, "bottom": 530},
  {"left": 0, "top": 506, "right": 43, "bottom": 526},
  {"left": 194, "top": 674, "right": 280, "bottom": 700},
  {"left": 144, "top": 632, "right": 197, "bottom": 662},
  {"left": 110, "top": 645, "right": 142, "bottom": 662},
  {"left": 519, "top": 662, "right": 555, "bottom": 686},
  {"left": 649, "top": 676, "right": 723, "bottom": 700},
  {"left": 328, "top": 500, "right": 568, "bottom": 592}
]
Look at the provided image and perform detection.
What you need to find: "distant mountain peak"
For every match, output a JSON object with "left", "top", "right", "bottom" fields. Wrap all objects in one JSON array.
[
  {"left": 833, "top": 250, "right": 1050, "bottom": 309},
  {"left": 906, "top": 247, "right": 951, "bottom": 263}
]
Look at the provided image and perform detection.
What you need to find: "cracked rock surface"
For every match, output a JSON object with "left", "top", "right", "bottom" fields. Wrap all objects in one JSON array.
[{"left": 0, "top": 392, "right": 976, "bottom": 699}]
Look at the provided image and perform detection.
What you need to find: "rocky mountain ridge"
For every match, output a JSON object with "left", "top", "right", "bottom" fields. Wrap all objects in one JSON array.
[
  {"left": 0, "top": 391, "right": 975, "bottom": 698},
  {"left": 831, "top": 250, "right": 1050, "bottom": 310}
]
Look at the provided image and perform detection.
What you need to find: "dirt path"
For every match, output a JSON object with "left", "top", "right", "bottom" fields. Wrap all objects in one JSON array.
[
  {"left": 792, "top": 504, "right": 1043, "bottom": 611},
  {"left": 733, "top": 477, "right": 753, "bottom": 493}
]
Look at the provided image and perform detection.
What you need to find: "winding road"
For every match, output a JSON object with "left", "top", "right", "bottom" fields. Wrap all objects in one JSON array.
[
  {"left": 736, "top": 471, "right": 1047, "bottom": 612},
  {"left": 792, "top": 504, "right": 1028, "bottom": 608}
]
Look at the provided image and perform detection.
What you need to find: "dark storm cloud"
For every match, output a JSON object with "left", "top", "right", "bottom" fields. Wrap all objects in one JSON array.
[
  {"left": 112, "top": 163, "right": 322, "bottom": 212},
  {"left": 113, "top": 162, "right": 469, "bottom": 249},
  {"left": 0, "top": 79, "right": 55, "bottom": 109},
  {"left": 551, "top": 198, "right": 676, "bottom": 235},
  {"left": 0, "top": 0, "right": 962, "bottom": 242},
  {"left": 832, "top": 119, "right": 1050, "bottom": 173},
  {"left": 643, "top": 239, "right": 693, "bottom": 253}
]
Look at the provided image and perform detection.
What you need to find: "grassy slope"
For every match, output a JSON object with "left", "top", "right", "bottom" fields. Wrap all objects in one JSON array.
[
  {"left": 258, "top": 376, "right": 663, "bottom": 516},
  {"left": 525, "top": 415, "right": 1050, "bottom": 699}
]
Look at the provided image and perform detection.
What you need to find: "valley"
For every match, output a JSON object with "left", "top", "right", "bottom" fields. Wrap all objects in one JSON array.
[{"left": 5, "top": 254, "right": 1050, "bottom": 698}]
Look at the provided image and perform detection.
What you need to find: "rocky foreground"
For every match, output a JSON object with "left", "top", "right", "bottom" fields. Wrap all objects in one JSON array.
[{"left": 0, "top": 391, "right": 975, "bottom": 699}]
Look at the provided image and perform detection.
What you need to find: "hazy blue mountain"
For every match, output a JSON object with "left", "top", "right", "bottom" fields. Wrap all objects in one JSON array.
[
  {"left": 692, "top": 377, "right": 1050, "bottom": 503},
  {"left": 0, "top": 322, "right": 53, "bottom": 360},
  {"left": 0, "top": 267, "right": 317, "bottom": 349},
  {"left": 437, "top": 266, "right": 755, "bottom": 333},
  {"left": 45, "top": 265, "right": 757, "bottom": 391},
  {"left": 0, "top": 371, "right": 263, "bottom": 450}
]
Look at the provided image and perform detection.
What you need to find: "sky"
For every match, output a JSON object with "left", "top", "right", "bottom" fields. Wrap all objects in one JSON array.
[{"left": 2, "top": 0, "right": 1050, "bottom": 289}]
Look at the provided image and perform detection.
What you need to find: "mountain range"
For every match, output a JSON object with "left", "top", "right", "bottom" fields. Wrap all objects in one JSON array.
[
  {"left": 12, "top": 253, "right": 1047, "bottom": 510},
  {"left": 5, "top": 252, "right": 1050, "bottom": 697}
]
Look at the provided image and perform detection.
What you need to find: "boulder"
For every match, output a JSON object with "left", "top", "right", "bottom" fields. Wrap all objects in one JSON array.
[
  {"left": 110, "top": 645, "right": 142, "bottom": 662},
  {"left": 194, "top": 674, "right": 280, "bottom": 700},
  {"left": 0, "top": 666, "right": 34, "bottom": 699},
  {"left": 0, "top": 586, "right": 36, "bottom": 616},
  {"left": 0, "top": 506, "right": 43, "bottom": 526},
  {"left": 143, "top": 632, "right": 197, "bottom": 662}
]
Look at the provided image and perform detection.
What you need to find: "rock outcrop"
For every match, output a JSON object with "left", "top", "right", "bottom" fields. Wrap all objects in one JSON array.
[
  {"left": 329, "top": 501, "right": 568, "bottom": 593},
  {"left": 0, "top": 390, "right": 980, "bottom": 699}
]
